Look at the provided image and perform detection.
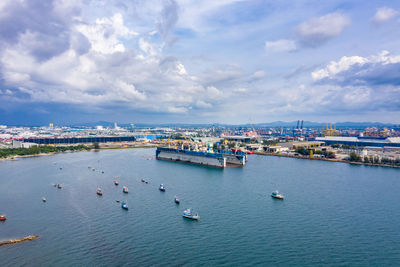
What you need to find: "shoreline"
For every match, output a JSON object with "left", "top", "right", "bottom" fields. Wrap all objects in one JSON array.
[
  {"left": 0, "top": 144, "right": 157, "bottom": 162},
  {"left": 2, "top": 145, "right": 398, "bottom": 169},
  {"left": 254, "top": 152, "right": 400, "bottom": 169}
]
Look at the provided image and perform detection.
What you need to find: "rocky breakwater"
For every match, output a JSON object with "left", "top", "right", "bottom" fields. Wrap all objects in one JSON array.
[{"left": 0, "top": 235, "right": 39, "bottom": 246}]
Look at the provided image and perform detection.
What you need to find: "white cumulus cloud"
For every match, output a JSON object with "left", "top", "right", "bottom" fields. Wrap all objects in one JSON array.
[
  {"left": 312, "top": 56, "right": 368, "bottom": 80},
  {"left": 311, "top": 50, "right": 400, "bottom": 81},
  {"left": 372, "top": 6, "right": 398, "bottom": 23},
  {"left": 76, "top": 13, "right": 137, "bottom": 54},
  {"left": 295, "top": 12, "right": 350, "bottom": 47}
]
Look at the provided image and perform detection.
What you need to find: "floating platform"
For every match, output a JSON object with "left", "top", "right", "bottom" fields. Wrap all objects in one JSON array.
[{"left": 156, "top": 147, "right": 246, "bottom": 168}]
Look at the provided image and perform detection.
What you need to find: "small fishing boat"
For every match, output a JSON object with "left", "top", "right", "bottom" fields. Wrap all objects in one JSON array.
[
  {"left": 92, "top": 168, "right": 95, "bottom": 171},
  {"left": 123, "top": 186, "right": 129, "bottom": 193},
  {"left": 121, "top": 202, "right": 128, "bottom": 210},
  {"left": 101, "top": 170, "right": 104, "bottom": 174},
  {"left": 182, "top": 208, "right": 200, "bottom": 220},
  {"left": 52, "top": 183, "right": 57, "bottom": 187},
  {"left": 114, "top": 180, "right": 119, "bottom": 185},
  {"left": 145, "top": 181, "right": 148, "bottom": 184},
  {"left": 96, "top": 188, "right": 103, "bottom": 196},
  {"left": 159, "top": 184, "right": 165, "bottom": 192},
  {"left": 141, "top": 178, "right": 145, "bottom": 183},
  {"left": 174, "top": 196, "right": 180, "bottom": 204},
  {"left": 0, "top": 215, "right": 6, "bottom": 221},
  {"left": 59, "top": 167, "right": 62, "bottom": 170},
  {"left": 57, "top": 184, "right": 63, "bottom": 189},
  {"left": 116, "top": 200, "right": 120, "bottom": 203},
  {"left": 42, "top": 197, "right": 46, "bottom": 202},
  {"left": 271, "top": 190, "right": 284, "bottom": 199}
]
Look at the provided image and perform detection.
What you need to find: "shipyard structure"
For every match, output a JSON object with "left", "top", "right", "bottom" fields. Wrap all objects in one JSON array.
[{"left": 156, "top": 147, "right": 247, "bottom": 168}]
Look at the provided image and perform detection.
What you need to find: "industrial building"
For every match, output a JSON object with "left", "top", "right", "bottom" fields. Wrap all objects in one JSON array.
[
  {"left": 16, "top": 136, "right": 136, "bottom": 145},
  {"left": 315, "top": 136, "right": 400, "bottom": 148}
]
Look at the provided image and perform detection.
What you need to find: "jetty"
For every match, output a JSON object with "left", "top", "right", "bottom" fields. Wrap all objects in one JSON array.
[{"left": 0, "top": 235, "right": 39, "bottom": 246}]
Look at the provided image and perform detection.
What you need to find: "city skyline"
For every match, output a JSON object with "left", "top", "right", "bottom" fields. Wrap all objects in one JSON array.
[{"left": 1, "top": 0, "right": 400, "bottom": 125}]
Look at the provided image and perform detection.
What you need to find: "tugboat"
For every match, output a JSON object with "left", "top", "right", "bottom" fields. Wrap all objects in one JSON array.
[
  {"left": 271, "top": 190, "right": 284, "bottom": 200},
  {"left": 174, "top": 196, "right": 180, "bottom": 204},
  {"left": 122, "top": 186, "right": 129, "bottom": 193},
  {"left": 96, "top": 188, "right": 103, "bottom": 196},
  {"left": 182, "top": 208, "right": 200, "bottom": 220},
  {"left": 121, "top": 202, "right": 128, "bottom": 210},
  {"left": 42, "top": 197, "right": 47, "bottom": 202},
  {"left": 0, "top": 215, "right": 6, "bottom": 221},
  {"left": 114, "top": 180, "right": 119, "bottom": 185},
  {"left": 159, "top": 184, "right": 165, "bottom": 192}
]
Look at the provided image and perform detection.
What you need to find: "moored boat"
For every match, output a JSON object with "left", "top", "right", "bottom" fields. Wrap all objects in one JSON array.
[
  {"left": 0, "top": 215, "right": 6, "bottom": 221},
  {"left": 182, "top": 208, "right": 200, "bottom": 220},
  {"left": 96, "top": 188, "right": 103, "bottom": 196},
  {"left": 123, "top": 186, "right": 129, "bottom": 193},
  {"left": 121, "top": 202, "right": 128, "bottom": 210},
  {"left": 159, "top": 184, "right": 165, "bottom": 192},
  {"left": 271, "top": 190, "right": 284, "bottom": 199},
  {"left": 174, "top": 196, "right": 180, "bottom": 204}
]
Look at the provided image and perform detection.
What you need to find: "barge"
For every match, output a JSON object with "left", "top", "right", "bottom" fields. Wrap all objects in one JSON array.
[{"left": 156, "top": 147, "right": 246, "bottom": 168}]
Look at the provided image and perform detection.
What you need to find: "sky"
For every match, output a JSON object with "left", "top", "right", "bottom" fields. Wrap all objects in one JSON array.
[{"left": 1, "top": 0, "right": 400, "bottom": 125}]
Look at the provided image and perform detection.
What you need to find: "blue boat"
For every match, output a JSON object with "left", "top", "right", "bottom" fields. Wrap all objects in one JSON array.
[
  {"left": 183, "top": 208, "right": 200, "bottom": 220},
  {"left": 121, "top": 202, "right": 128, "bottom": 210}
]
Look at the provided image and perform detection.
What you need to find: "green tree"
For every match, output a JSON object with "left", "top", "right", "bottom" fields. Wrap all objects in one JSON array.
[{"left": 349, "top": 152, "right": 361, "bottom": 162}]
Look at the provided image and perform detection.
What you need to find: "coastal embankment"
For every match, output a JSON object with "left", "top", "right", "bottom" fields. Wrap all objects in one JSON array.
[{"left": 255, "top": 152, "right": 400, "bottom": 168}]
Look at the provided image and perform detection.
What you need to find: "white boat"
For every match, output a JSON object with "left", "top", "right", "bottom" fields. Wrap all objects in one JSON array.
[
  {"left": 96, "top": 188, "right": 103, "bottom": 196},
  {"left": 174, "top": 196, "right": 180, "bottom": 204},
  {"left": 42, "top": 197, "right": 46, "bottom": 202},
  {"left": 159, "top": 184, "right": 165, "bottom": 192},
  {"left": 183, "top": 208, "right": 200, "bottom": 220},
  {"left": 271, "top": 190, "right": 284, "bottom": 199}
]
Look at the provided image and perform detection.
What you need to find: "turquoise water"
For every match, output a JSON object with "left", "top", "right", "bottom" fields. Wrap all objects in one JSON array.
[{"left": 0, "top": 149, "right": 400, "bottom": 266}]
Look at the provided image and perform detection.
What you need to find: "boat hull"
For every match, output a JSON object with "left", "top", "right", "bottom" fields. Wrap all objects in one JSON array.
[{"left": 183, "top": 215, "right": 199, "bottom": 220}]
